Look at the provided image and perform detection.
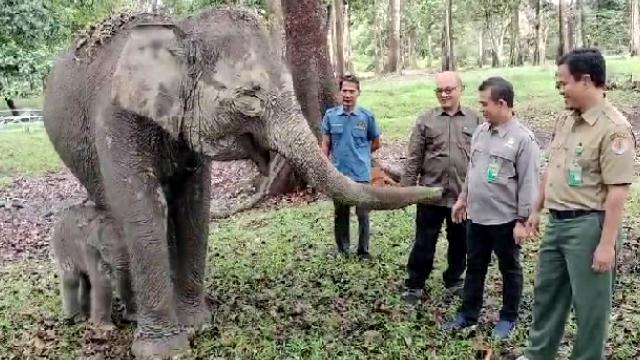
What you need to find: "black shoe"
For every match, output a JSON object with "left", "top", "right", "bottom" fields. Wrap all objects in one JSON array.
[
  {"left": 401, "top": 288, "right": 423, "bottom": 305},
  {"left": 357, "top": 252, "right": 372, "bottom": 261},
  {"left": 442, "top": 313, "right": 477, "bottom": 332}
]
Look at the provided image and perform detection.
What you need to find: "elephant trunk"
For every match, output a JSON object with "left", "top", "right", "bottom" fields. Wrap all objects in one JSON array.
[{"left": 265, "top": 109, "right": 442, "bottom": 210}]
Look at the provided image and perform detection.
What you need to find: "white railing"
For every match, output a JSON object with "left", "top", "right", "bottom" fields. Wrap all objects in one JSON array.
[{"left": 0, "top": 108, "right": 43, "bottom": 132}]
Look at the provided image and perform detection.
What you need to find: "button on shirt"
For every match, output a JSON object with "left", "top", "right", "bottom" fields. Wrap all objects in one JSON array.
[
  {"left": 465, "top": 119, "right": 540, "bottom": 225},
  {"left": 321, "top": 106, "right": 382, "bottom": 182},
  {"left": 545, "top": 98, "right": 636, "bottom": 211},
  {"left": 402, "top": 106, "right": 483, "bottom": 207}
]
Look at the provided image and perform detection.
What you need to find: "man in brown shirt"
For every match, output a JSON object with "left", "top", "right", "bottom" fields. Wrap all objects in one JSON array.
[
  {"left": 400, "top": 71, "right": 483, "bottom": 303},
  {"left": 519, "top": 48, "right": 636, "bottom": 360}
]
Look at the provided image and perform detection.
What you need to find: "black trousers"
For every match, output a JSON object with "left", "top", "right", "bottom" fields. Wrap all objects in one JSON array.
[
  {"left": 405, "top": 204, "right": 467, "bottom": 289},
  {"left": 460, "top": 221, "right": 523, "bottom": 322},
  {"left": 334, "top": 201, "right": 370, "bottom": 255}
]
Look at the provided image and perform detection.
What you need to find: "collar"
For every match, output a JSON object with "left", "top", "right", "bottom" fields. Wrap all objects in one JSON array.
[
  {"left": 488, "top": 118, "right": 515, "bottom": 138},
  {"left": 439, "top": 106, "right": 465, "bottom": 117},
  {"left": 337, "top": 106, "right": 360, "bottom": 116},
  {"left": 579, "top": 97, "right": 607, "bottom": 126}
]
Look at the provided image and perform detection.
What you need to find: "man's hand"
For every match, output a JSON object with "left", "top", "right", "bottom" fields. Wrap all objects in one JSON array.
[
  {"left": 592, "top": 243, "right": 616, "bottom": 273},
  {"left": 513, "top": 222, "right": 527, "bottom": 245},
  {"left": 451, "top": 199, "right": 467, "bottom": 224},
  {"left": 526, "top": 210, "right": 541, "bottom": 239}
]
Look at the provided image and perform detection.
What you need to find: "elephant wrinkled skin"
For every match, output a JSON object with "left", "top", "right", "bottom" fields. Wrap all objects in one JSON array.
[
  {"left": 51, "top": 202, "right": 136, "bottom": 328},
  {"left": 43, "top": 5, "right": 441, "bottom": 358}
]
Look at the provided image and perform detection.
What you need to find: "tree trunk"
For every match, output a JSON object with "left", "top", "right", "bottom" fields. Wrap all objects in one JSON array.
[
  {"left": 478, "top": 27, "right": 485, "bottom": 67},
  {"left": 343, "top": 0, "right": 355, "bottom": 73},
  {"left": 4, "top": 98, "right": 19, "bottom": 116},
  {"left": 557, "top": 0, "right": 569, "bottom": 59},
  {"left": 441, "top": 0, "right": 456, "bottom": 71},
  {"left": 567, "top": 0, "right": 575, "bottom": 50},
  {"left": 408, "top": 30, "right": 418, "bottom": 68},
  {"left": 427, "top": 33, "right": 433, "bottom": 68},
  {"left": 533, "top": 0, "right": 543, "bottom": 65},
  {"left": 384, "top": 0, "right": 401, "bottom": 73},
  {"left": 631, "top": 0, "right": 640, "bottom": 56},
  {"left": 574, "top": 0, "right": 583, "bottom": 48},
  {"left": 267, "top": 0, "right": 339, "bottom": 195},
  {"left": 334, "top": 0, "right": 346, "bottom": 77},
  {"left": 266, "top": 0, "right": 286, "bottom": 61},
  {"left": 509, "top": 2, "right": 521, "bottom": 66}
]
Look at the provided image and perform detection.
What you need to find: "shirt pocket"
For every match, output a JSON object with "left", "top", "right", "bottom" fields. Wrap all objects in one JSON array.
[
  {"left": 489, "top": 148, "right": 517, "bottom": 184},
  {"left": 576, "top": 145, "right": 600, "bottom": 185},
  {"left": 352, "top": 127, "right": 369, "bottom": 148},
  {"left": 458, "top": 127, "right": 474, "bottom": 160},
  {"left": 330, "top": 123, "right": 344, "bottom": 138}
]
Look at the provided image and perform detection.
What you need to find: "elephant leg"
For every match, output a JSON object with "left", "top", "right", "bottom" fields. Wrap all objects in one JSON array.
[
  {"left": 61, "top": 271, "right": 87, "bottom": 323},
  {"left": 78, "top": 273, "right": 91, "bottom": 318},
  {"left": 96, "top": 123, "right": 188, "bottom": 358},
  {"left": 170, "top": 159, "right": 212, "bottom": 330},
  {"left": 114, "top": 269, "right": 137, "bottom": 323},
  {"left": 85, "top": 247, "right": 114, "bottom": 328}
]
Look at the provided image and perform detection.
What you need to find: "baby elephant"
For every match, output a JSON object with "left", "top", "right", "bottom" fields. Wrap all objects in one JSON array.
[{"left": 51, "top": 202, "right": 136, "bottom": 327}]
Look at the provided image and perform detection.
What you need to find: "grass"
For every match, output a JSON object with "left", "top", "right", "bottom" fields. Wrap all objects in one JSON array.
[
  {"left": 1, "top": 62, "right": 640, "bottom": 358},
  {"left": 0, "top": 125, "right": 62, "bottom": 188}
]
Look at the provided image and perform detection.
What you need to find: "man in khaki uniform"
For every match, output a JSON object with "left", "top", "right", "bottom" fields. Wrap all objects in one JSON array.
[
  {"left": 519, "top": 48, "right": 636, "bottom": 360},
  {"left": 400, "top": 71, "right": 483, "bottom": 303}
]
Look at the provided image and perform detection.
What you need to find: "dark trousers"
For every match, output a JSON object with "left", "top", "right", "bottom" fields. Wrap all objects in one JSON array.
[
  {"left": 405, "top": 204, "right": 467, "bottom": 290},
  {"left": 334, "top": 201, "right": 370, "bottom": 255},
  {"left": 460, "top": 221, "right": 523, "bottom": 322}
]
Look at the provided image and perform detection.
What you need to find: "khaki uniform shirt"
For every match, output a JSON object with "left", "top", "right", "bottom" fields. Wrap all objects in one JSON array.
[
  {"left": 545, "top": 98, "right": 636, "bottom": 211},
  {"left": 401, "top": 106, "right": 483, "bottom": 207},
  {"left": 465, "top": 118, "right": 540, "bottom": 225}
]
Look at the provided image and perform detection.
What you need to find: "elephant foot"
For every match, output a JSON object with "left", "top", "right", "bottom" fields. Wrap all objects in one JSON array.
[
  {"left": 122, "top": 310, "right": 137, "bottom": 324},
  {"left": 63, "top": 313, "right": 87, "bottom": 325},
  {"left": 131, "top": 327, "right": 189, "bottom": 359},
  {"left": 176, "top": 301, "right": 211, "bottom": 331}
]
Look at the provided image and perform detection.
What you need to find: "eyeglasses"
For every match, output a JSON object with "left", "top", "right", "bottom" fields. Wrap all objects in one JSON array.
[{"left": 434, "top": 86, "right": 458, "bottom": 95}]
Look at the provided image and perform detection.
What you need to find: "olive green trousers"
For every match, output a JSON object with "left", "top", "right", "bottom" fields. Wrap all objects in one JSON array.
[{"left": 524, "top": 212, "right": 621, "bottom": 360}]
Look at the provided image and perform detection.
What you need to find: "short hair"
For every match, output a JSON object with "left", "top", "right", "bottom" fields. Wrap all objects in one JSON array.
[
  {"left": 478, "top": 77, "right": 514, "bottom": 108},
  {"left": 339, "top": 74, "right": 360, "bottom": 91},
  {"left": 556, "top": 48, "right": 606, "bottom": 88}
]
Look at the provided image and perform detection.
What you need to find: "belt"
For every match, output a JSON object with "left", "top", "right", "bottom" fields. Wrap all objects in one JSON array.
[{"left": 549, "top": 209, "right": 603, "bottom": 220}]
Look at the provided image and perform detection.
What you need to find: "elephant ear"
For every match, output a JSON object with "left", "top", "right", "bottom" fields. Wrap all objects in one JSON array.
[{"left": 111, "top": 23, "right": 187, "bottom": 139}]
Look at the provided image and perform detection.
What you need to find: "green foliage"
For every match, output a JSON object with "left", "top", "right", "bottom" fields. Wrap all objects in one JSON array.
[{"left": 0, "top": 0, "right": 63, "bottom": 99}]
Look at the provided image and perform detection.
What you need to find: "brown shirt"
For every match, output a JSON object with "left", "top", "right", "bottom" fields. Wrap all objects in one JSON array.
[
  {"left": 545, "top": 98, "right": 636, "bottom": 211},
  {"left": 401, "top": 106, "right": 484, "bottom": 207}
]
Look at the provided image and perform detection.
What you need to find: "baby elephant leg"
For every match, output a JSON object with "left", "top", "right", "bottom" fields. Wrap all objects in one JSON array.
[
  {"left": 115, "top": 269, "right": 136, "bottom": 322},
  {"left": 85, "top": 246, "right": 114, "bottom": 328},
  {"left": 60, "top": 271, "right": 87, "bottom": 323}
]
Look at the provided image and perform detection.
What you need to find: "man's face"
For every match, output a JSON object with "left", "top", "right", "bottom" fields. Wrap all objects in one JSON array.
[
  {"left": 341, "top": 81, "right": 360, "bottom": 108},
  {"left": 435, "top": 77, "right": 461, "bottom": 109},
  {"left": 478, "top": 89, "right": 502, "bottom": 122},
  {"left": 556, "top": 64, "right": 586, "bottom": 111}
]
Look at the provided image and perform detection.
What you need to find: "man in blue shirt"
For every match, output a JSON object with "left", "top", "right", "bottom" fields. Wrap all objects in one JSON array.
[{"left": 321, "top": 74, "right": 382, "bottom": 259}]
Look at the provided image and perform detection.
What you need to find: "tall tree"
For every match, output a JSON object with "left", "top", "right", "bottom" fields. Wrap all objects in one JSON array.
[
  {"left": 632, "top": 0, "right": 640, "bottom": 55},
  {"left": 441, "top": 0, "right": 456, "bottom": 70},
  {"left": 477, "top": 0, "right": 518, "bottom": 67},
  {"left": 532, "top": 0, "right": 543, "bottom": 64},
  {"left": 335, "top": 0, "right": 346, "bottom": 76},
  {"left": 384, "top": 0, "right": 402, "bottom": 72},
  {"left": 557, "top": 0, "right": 570, "bottom": 59},
  {"left": 265, "top": 0, "right": 285, "bottom": 60},
  {"left": 573, "top": 0, "right": 584, "bottom": 48},
  {"left": 266, "top": 0, "right": 338, "bottom": 194},
  {"left": 509, "top": 0, "right": 523, "bottom": 66}
]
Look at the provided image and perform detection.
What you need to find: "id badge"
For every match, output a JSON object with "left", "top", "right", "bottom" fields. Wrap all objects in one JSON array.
[
  {"left": 486, "top": 160, "right": 500, "bottom": 183},
  {"left": 568, "top": 162, "right": 583, "bottom": 186}
]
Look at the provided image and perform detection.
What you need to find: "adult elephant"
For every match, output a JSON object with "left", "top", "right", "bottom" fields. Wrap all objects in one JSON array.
[{"left": 43, "top": 6, "right": 441, "bottom": 358}]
